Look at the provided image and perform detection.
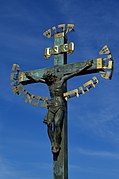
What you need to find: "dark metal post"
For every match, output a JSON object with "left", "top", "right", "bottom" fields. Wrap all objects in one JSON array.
[{"left": 53, "top": 32, "right": 68, "bottom": 179}]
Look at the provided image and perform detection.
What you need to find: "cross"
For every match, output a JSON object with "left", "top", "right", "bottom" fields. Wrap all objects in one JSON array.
[{"left": 10, "top": 24, "right": 113, "bottom": 179}]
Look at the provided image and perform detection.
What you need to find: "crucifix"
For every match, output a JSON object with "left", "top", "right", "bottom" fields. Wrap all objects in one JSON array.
[{"left": 10, "top": 24, "right": 113, "bottom": 179}]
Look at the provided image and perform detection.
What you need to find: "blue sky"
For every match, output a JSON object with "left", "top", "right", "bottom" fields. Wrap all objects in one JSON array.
[{"left": 0, "top": 0, "right": 119, "bottom": 178}]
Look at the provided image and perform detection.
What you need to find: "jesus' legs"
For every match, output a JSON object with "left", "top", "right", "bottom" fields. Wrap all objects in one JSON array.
[{"left": 53, "top": 108, "right": 64, "bottom": 153}]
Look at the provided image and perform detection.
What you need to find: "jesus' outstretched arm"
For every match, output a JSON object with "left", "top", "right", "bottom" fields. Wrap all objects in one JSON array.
[
  {"left": 62, "top": 60, "right": 93, "bottom": 82},
  {"left": 25, "top": 71, "right": 45, "bottom": 83}
]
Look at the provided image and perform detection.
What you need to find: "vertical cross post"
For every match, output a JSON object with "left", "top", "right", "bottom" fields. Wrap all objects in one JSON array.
[{"left": 53, "top": 32, "right": 68, "bottom": 179}]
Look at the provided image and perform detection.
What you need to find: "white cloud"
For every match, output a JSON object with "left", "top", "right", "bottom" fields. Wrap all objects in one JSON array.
[
  {"left": 76, "top": 147, "right": 119, "bottom": 160},
  {"left": 0, "top": 155, "right": 52, "bottom": 179},
  {"left": 0, "top": 156, "right": 18, "bottom": 179},
  {"left": 70, "top": 98, "right": 119, "bottom": 143}
]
